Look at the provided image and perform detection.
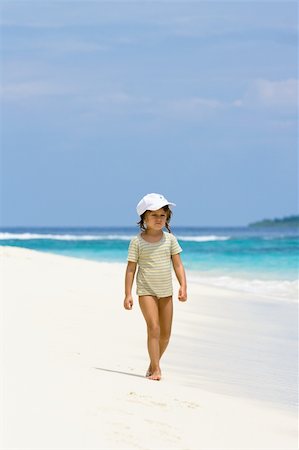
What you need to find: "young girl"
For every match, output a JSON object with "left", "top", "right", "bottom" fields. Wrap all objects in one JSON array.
[{"left": 123, "top": 193, "right": 187, "bottom": 381}]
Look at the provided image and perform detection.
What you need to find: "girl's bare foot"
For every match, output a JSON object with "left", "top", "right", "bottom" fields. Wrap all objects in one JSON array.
[
  {"left": 148, "top": 369, "right": 161, "bottom": 381},
  {"left": 146, "top": 364, "right": 152, "bottom": 377}
]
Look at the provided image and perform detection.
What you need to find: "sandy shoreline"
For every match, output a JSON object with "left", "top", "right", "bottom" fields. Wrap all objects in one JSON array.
[{"left": 1, "top": 246, "right": 298, "bottom": 449}]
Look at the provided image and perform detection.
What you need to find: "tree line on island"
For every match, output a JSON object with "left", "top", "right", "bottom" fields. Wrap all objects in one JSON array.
[{"left": 248, "top": 215, "right": 299, "bottom": 228}]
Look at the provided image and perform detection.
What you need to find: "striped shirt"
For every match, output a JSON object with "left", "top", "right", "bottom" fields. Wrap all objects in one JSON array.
[{"left": 127, "top": 231, "right": 182, "bottom": 298}]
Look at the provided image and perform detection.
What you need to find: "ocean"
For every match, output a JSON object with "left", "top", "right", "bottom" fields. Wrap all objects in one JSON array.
[{"left": 0, "top": 225, "right": 298, "bottom": 302}]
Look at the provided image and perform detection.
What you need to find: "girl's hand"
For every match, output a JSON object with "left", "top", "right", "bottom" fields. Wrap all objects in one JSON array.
[
  {"left": 178, "top": 287, "right": 187, "bottom": 302},
  {"left": 124, "top": 295, "right": 133, "bottom": 310}
]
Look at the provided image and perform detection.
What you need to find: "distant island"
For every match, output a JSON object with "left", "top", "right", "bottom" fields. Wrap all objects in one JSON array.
[{"left": 248, "top": 215, "right": 299, "bottom": 228}]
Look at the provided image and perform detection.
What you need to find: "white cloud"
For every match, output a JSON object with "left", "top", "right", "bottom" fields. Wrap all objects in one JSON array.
[
  {"left": 42, "top": 40, "right": 110, "bottom": 54},
  {"left": 0, "top": 81, "right": 74, "bottom": 100},
  {"left": 94, "top": 92, "right": 149, "bottom": 108},
  {"left": 158, "top": 97, "right": 225, "bottom": 120},
  {"left": 3, "top": 36, "right": 111, "bottom": 54},
  {"left": 235, "top": 79, "right": 298, "bottom": 109},
  {"left": 76, "top": 91, "right": 225, "bottom": 121},
  {"left": 255, "top": 79, "right": 297, "bottom": 107}
]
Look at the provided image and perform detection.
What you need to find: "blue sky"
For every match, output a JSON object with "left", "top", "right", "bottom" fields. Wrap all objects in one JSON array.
[{"left": 1, "top": 1, "right": 297, "bottom": 227}]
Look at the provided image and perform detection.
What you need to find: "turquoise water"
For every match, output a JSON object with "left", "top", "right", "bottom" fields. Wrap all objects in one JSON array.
[{"left": 1, "top": 226, "right": 298, "bottom": 300}]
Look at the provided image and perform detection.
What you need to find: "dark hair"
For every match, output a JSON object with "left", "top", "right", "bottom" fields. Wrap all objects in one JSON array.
[{"left": 137, "top": 205, "right": 172, "bottom": 233}]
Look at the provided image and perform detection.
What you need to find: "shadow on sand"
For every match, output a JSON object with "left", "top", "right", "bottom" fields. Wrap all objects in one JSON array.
[{"left": 93, "top": 367, "right": 146, "bottom": 379}]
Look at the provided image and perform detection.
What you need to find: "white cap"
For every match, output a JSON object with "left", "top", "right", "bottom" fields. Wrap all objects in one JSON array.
[{"left": 136, "top": 193, "right": 176, "bottom": 216}]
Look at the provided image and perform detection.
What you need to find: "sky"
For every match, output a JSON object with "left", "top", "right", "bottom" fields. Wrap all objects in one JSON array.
[{"left": 0, "top": 0, "right": 298, "bottom": 227}]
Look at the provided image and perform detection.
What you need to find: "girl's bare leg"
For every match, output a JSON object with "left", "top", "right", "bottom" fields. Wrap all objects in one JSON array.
[
  {"left": 147, "top": 296, "right": 173, "bottom": 376},
  {"left": 158, "top": 296, "right": 173, "bottom": 359},
  {"left": 138, "top": 296, "right": 161, "bottom": 380},
  {"left": 140, "top": 296, "right": 173, "bottom": 379}
]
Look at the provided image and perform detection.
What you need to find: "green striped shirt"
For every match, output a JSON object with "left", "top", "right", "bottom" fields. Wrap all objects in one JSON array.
[{"left": 127, "top": 231, "right": 182, "bottom": 298}]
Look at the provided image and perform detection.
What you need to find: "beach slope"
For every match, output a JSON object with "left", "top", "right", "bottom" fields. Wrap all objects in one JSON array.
[{"left": 0, "top": 246, "right": 297, "bottom": 449}]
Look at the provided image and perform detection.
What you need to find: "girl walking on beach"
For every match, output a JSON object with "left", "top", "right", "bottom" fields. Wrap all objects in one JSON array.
[{"left": 124, "top": 193, "right": 187, "bottom": 381}]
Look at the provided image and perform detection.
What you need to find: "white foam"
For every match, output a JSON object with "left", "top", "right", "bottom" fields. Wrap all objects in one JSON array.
[
  {"left": 188, "top": 272, "right": 298, "bottom": 302},
  {"left": 176, "top": 235, "right": 230, "bottom": 242},
  {"left": 0, "top": 233, "right": 134, "bottom": 241},
  {"left": 0, "top": 233, "right": 230, "bottom": 242}
]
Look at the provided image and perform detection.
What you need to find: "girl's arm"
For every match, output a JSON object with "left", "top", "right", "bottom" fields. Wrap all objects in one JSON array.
[
  {"left": 124, "top": 261, "right": 137, "bottom": 309},
  {"left": 171, "top": 254, "right": 187, "bottom": 301}
]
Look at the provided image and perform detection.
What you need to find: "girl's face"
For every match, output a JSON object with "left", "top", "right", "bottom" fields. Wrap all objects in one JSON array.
[{"left": 145, "top": 208, "right": 167, "bottom": 230}]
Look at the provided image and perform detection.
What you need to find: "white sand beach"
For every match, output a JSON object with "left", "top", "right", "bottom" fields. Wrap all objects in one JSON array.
[{"left": 1, "top": 246, "right": 298, "bottom": 449}]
